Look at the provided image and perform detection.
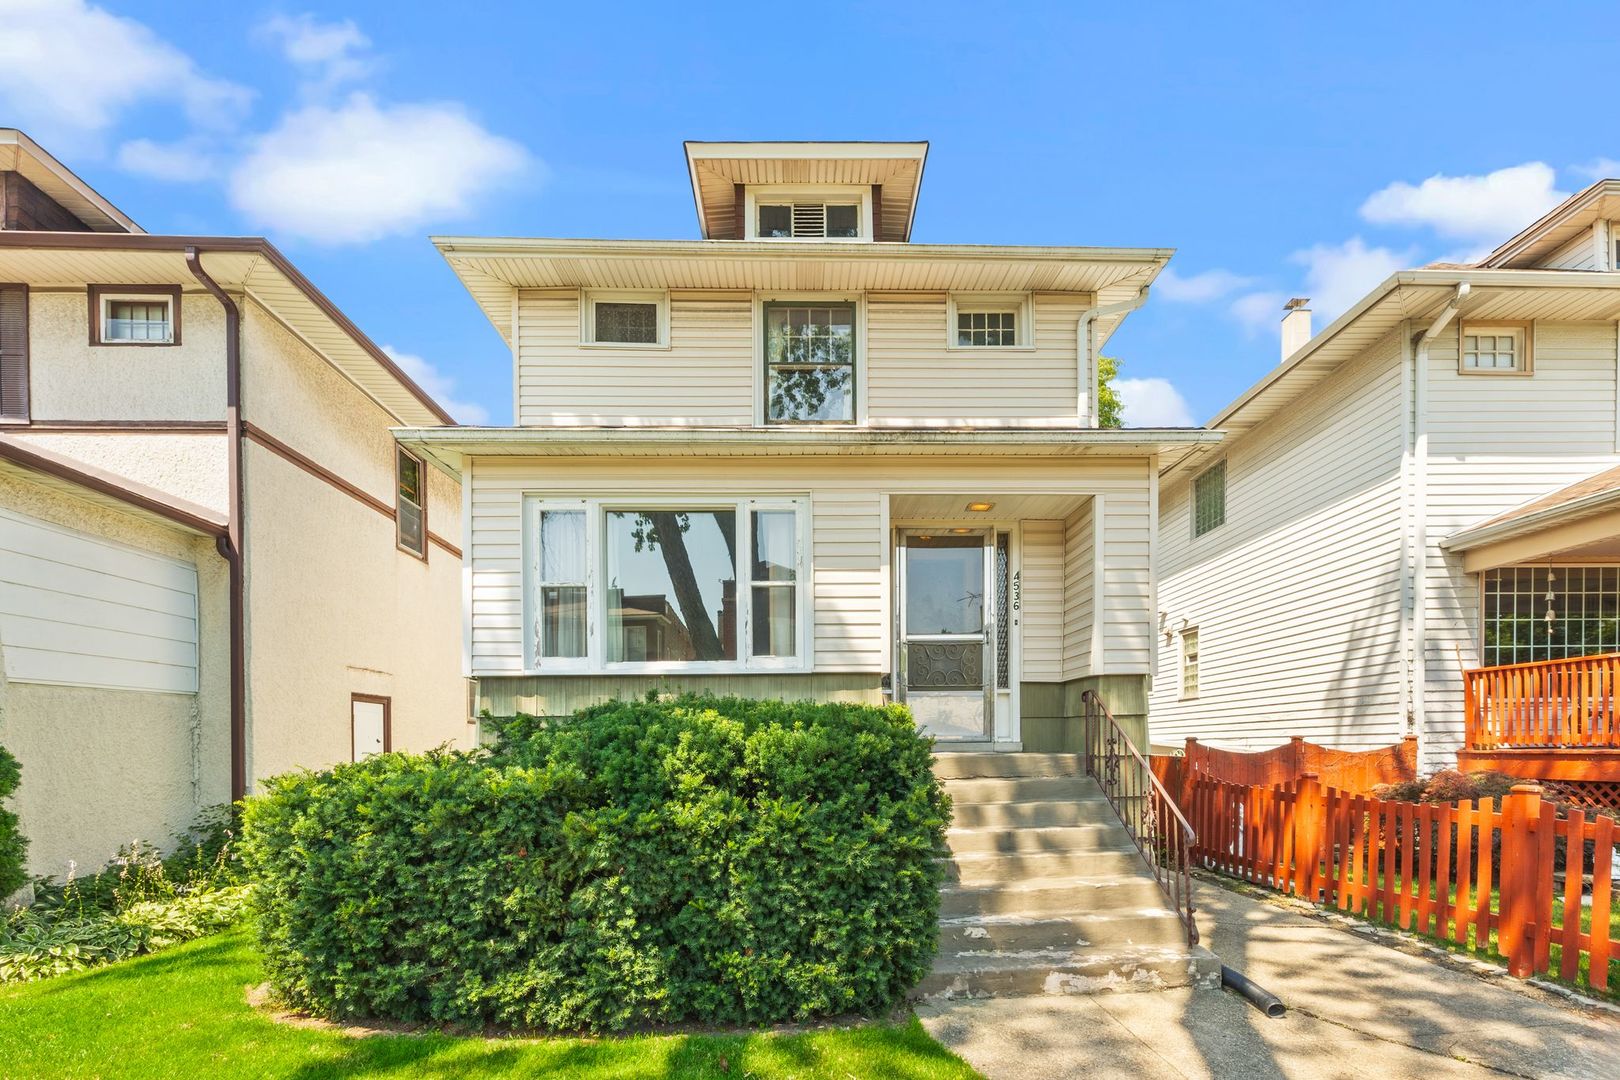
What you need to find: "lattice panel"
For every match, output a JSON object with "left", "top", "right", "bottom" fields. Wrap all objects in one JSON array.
[{"left": 1541, "top": 780, "right": 1620, "bottom": 812}]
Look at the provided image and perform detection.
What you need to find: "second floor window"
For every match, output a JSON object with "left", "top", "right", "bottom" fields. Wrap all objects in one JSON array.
[
  {"left": 764, "top": 303, "right": 855, "bottom": 423},
  {"left": 758, "top": 203, "right": 859, "bottom": 239},
  {"left": 583, "top": 291, "right": 667, "bottom": 347},
  {"left": 396, "top": 446, "right": 426, "bottom": 558},
  {"left": 1459, "top": 321, "right": 1532, "bottom": 374},
  {"left": 92, "top": 286, "right": 180, "bottom": 346},
  {"left": 1193, "top": 460, "right": 1226, "bottom": 537}
]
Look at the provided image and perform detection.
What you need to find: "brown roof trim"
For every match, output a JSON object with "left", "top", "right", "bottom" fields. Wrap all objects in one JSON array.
[
  {"left": 0, "top": 231, "right": 455, "bottom": 425},
  {"left": 18, "top": 419, "right": 227, "bottom": 433},
  {"left": 0, "top": 434, "right": 227, "bottom": 536}
]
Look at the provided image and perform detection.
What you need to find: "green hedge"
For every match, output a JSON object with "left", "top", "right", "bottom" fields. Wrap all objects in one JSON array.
[
  {"left": 242, "top": 696, "right": 950, "bottom": 1032},
  {"left": 0, "top": 746, "right": 25, "bottom": 898}
]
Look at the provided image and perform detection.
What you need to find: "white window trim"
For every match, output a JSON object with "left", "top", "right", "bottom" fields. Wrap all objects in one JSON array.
[
  {"left": 1179, "top": 626, "right": 1200, "bottom": 701},
  {"left": 752, "top": 292, "right": 867, "bottom": 426},
  {"left": 744, "top": 185, "right": 873, "bottom": 243},
  {"left": 580, "top": 289, "right": 670, "bottom": 349},
  {"left": 98, "top": 291, "right": 174, "bottom": 345},
  {"left": 523, "top": 494, "right": 812, "bottom": 675},
  {"left": 946, "top": 293, "right": 1035, "bottom": 351},
  {"left": 1457, "top": 320, "right": 1534, "bottom": 376}
]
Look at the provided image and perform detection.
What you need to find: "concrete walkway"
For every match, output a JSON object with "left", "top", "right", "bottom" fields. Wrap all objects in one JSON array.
[{"left": 918, "top": 878, "right": 1620, "bottom": 1080}]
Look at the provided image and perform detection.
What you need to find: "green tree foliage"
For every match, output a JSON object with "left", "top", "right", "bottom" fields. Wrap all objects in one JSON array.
[
  {"left": 242, "top": 696, "right": 951, "bottom": 1032},
  {"left": 0, "top": 746, "right": 26, "bottom": 898},
  {"left": 1097, "top": 355, "right": 1124, "bottom": 428}
]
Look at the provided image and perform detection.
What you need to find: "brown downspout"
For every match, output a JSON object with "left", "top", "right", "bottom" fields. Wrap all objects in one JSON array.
[{"left": 185, "top": 247, "right": 246, "bottom": 802}]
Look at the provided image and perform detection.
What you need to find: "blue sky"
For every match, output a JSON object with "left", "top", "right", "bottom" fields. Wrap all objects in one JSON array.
[{"left": 2, "top": 1, "right": 1615, "bottom": 425}]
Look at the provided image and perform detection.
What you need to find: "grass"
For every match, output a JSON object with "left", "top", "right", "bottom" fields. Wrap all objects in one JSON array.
[{"left": 0, "top": 929, "right": 979, "bottom": 1080}]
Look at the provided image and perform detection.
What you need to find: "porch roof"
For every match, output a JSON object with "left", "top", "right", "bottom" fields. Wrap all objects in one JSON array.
[
  {"left": 394, "top": 424, "right": 1222, "bottom": 478},
  {"left": 0, "top": 435, "right": 226, "bottom": 538},
  {"left": 1444, "top": 463, "right": 1620, "bottom": 570}
]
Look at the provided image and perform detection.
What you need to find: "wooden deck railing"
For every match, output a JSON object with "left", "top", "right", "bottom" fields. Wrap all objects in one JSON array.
[
  {"left": 1081, "top": 690, "right": 1199, "bottom": 946},
  {"left": 1464, "top": 653, "right": 1620, "bottom": 750}
]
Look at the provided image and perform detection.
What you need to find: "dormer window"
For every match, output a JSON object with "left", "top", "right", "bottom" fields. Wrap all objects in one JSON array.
[{"left": 758, "top": 203, "right": 860, "bottom": 239}]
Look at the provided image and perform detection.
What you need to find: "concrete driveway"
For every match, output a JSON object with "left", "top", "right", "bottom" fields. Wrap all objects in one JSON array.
[{"left": 918, "top": 877, "right": 1620, "bottom": 1080}]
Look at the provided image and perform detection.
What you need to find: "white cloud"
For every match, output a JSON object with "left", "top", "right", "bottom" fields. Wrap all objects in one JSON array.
[
  {"left": 1229, "top": 290, "right": 1289, "bottom": 336},
  {"left": 1156, "top": 267, "right": 1255, "bottom": 304},
  {"left": 1572, "top": 158, "right": 1620, "bottom": 183},
  {"left": 228, "top": 94, "right": 529, "bottom": 244},
  {"left": 259, "top": 13, "right": 375, "bottom": 90},
  {"left": 382, "top": 346, "right": 490, "bottom": 425},
  {"left": 0, "top": 0, "right": 249, "bottom": 146},
  {"left": 116, "top": 138, "right": 218, "bottom": 182},
  {"left": 1115, "top": 377, "right": 1195, "bottom": 427},
  {"left": 1360, "top": 163, "right": 1567, "bottom": 242},
  {"left": 1290, "top": 237, "right": 1411, "bottom": 321}
]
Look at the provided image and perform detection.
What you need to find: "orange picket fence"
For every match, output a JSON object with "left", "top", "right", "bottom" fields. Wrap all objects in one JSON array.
[{"left": 1188, "top": 774, "right": 1620, "bottom": 994}]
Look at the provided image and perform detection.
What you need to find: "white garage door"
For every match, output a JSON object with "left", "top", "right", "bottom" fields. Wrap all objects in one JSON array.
[{"left": 0, "top": 506, "right": 200, "bottom": 693}]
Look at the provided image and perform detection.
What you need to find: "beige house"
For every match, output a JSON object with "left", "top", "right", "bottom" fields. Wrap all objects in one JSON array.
[
  {"left": 1152, "top": 179, "right": 1620, "bottom": 788},
  {"left": 400, "top": 141, "right": 1216, "bottom": 751},
  {"left": 0, "top": 130, "right": 469, "bottom": 877}
]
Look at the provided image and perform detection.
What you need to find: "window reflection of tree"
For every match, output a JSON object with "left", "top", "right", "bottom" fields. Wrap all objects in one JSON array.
[{"left": 624, "top": 511, "right": 736, "bottom": 660}]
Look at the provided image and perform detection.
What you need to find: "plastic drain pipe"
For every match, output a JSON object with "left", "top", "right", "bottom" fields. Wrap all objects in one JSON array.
[{"left": 1221, "top": 965, "right": 1286, "bottom": 1018}]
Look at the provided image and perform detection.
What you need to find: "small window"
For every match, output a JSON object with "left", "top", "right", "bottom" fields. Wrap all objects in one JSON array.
[
  {"left": 764, "top": 303, "right": 856, "bottom": 423},
  {"left": 583, "top": 291, "right": 667, "bottom": 347},
  {"left": 91, "top": 286, "right": 179, "bottom": 346},
  {"left": 948, "top": 295, "right": 1030, "bottom": 348},
  {"left": 1459, "top": 321, "right": 1532, "bottom": 374},
  {"left": 958, "top": 310, "right": 1018, "bottom": 347},
  {"left": 757, "top": 203, "right": 860, "bottom": 239},
  {"left": 1180, "top": 629, "right": 1200, "bottom": 699},
  {"left": 1192, "top": 460, "right": 1226, "bottom": 537},
  {"left": 396, "top": 446, "right": 426, "bottom": 558},
  {"left": 351, "top": 694, "right": 391, "bottom": 760}
]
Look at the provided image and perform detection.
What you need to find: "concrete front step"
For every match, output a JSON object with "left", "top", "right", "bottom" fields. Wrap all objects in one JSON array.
[
  {"left": 942, "top": 848, "right": 1147, "bottom": 884},
  {"left": 940, "top": 875, "right": 1169, "bottom": 918},
  {"left": 938, "top": 909, "right": 1193, "bottom": 951},
  {"left": 917, "top": 944, "right": 1221, "bottom": 1000},
  {"left": 952, "top": 799, "right": 1118, "bottom": 829},
  {"left": 932, "top": 752, "right": 1083, "bottom": 780},
  {"left": 944, "top": 823, "right": 1132, "bottom": 854},
  {"left": 941, "top": 775, "right": 1103, "bottom": 805}
]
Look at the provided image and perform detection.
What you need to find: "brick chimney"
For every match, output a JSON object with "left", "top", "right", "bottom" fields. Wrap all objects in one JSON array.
[{"left": 1281, "top": 298, "right": 1311, "bottom": 362}]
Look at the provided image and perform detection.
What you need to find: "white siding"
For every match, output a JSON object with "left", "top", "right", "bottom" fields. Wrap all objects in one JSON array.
[
  {"left": 0, "top": 506, "right": 199, "bottom": 693},
  {"left": 1020, "top": 520, "right": 1064, "bottom": 680},
  {"left": 1151, "top": 332, "right": 1407, "bottom": 751},
  {"left": 468, "top": 457, "right": 1153, "bottom": 679}
]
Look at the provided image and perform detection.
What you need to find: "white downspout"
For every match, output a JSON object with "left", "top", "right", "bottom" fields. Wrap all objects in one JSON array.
[
  {"left": 1410, "top": 281, "right": 1470, "bottom": 769},
  {"left": 1078, "top": 287, "right": 1149, "bottom": 426}
]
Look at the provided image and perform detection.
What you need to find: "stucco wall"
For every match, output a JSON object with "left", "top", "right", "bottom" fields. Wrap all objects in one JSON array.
[
  {"left": 6, "top": 432, "right": 228, "bottom": 514},
  {"left": 0, "top": 472, "right": 228, "bottom": 879},
  {"left": 239, "top": 300, "right": 467, "bottom": 787},
  {"left": 24, "top": 291, "right": 227, "bottom": 422}
]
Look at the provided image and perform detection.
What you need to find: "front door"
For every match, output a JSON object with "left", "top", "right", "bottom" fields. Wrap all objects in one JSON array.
[{"left": 897, "top": 530, "right": 994, "bottom": 741}]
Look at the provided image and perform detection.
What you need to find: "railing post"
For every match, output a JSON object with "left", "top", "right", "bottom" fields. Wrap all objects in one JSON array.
[
  {"left": 1499, "top": 783, "right": 1543, "bottom": 978},
  {"left": 1292, "top": 773, "right": 1323, "bottom": 901}
]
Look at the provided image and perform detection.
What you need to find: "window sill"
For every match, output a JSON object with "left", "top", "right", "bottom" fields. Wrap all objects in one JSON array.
[
  {"left": 945, "top": 343, "right": 1036, "bottom": 353},
  {"left": 578, "top": 341, "right": 671, "bottom": 351},
  {"left": 1457, "top": 368, "right": 1534, "bottom": 377},
  {"left": 93, "top": 339, "right": 177, "bottom": 348},
  {"left": 521, "top": 662, "right": 811, "bottom": 677}
]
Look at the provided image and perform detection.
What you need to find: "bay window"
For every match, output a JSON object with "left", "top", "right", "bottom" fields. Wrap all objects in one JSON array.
[{"left": 528, "top": 497, "right": 808, "bottom": 670}]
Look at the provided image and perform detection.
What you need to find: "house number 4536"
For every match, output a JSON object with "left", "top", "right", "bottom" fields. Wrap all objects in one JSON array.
[{"left": 1011, "top": 570, "right": 1021, "bottom": 612}]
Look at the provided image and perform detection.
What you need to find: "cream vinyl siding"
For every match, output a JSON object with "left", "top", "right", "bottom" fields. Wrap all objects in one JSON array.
[
  {"left": 1419, "top": 320, "right": 1620, "bottom": 762},
  {"left": 516, "top": 290, "right": 754, "bottom": 425},
  {"left": 1019, "top": 520, "right": 1064, "bottom": 679},
  {"left": 1152, "top": 334, "right": 1407, "bottom": 750},
  {"left": 866, "top": 294, "right": 1087, "bottom": 424},
  {"left": 0, "top": 506, "right": 199, "bottom": 693},
  {"left": 1540, "top": 228, "right": 1599, "bottom": 271},
  {"left": 468, "top": 456, "right": 1154, "bottom": 678},
  {"left": 1063, "top": 501, "right": 1096, "bottom": 678}
]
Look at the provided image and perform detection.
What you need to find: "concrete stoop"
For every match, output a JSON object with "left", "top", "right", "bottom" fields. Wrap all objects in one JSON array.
[{"left": 922, "top": 752, "right": 1220, "bottom": 1001}]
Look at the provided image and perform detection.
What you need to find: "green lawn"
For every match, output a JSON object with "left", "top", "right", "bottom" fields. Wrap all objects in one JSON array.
[{"left": 0, "top": 930, "right": 978, "bottom": 1080}]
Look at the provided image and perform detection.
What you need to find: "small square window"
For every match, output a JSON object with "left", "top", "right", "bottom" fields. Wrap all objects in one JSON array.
[
  {"left": 92, "top": 287, "right": 179, "bottom": 346},
  {"left": 825, "top": 204, "right": 859, "bottom": 238},
  {"left": 1459, "top": 322, "right": 1532, "bottom": 374},
  {"left": 758, "top": 204, "right": 793, "bottom": 238},
  {"left": 583, "top": 292, "right": 667, "bottom": 347},
  {"left": 957, "top": 309, "right": 1018, "bottom": 347},
  {"left": 1193, "top": 461, "right": 1226, "bottom": 538},
  {"left": 948, "top": 295, "right": 1030, "bottom": 349}
]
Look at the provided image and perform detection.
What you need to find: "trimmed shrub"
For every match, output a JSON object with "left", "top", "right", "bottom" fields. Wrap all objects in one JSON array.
[
  {"left": 242, "top": 695, "right": 950, "bottom": 1032},
  {"left": 0, "top": 746, "right": 25, "bottom": 899}
]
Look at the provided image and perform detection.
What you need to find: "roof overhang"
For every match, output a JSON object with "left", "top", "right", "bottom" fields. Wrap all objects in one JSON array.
[
  {"left": 0, "top": 129, "right": 141, "bottom": 233},
  {"left": 1171, "top": 267, "right": 1620, "bottom": 480},
  {"left": 0, "top": 434, "right": 226, "bottom": 537},
  {"left": 1445, "top": 464, "right": 1620, "bottom": 571},
  {"left": 683, "top": 141, "right": 929, "bottom": 241},
  {"left": 0, "top": 232, "right": 454, "bottom": 425},
  {"left": 394, "top": 425, "right": 1221, "bottom": 478},
  {"left": 1482, "top": 179, "right": 1620, "bottom": 269},
  {"left": 433, "top": 235, "right": 1171, "bottom": 348}
]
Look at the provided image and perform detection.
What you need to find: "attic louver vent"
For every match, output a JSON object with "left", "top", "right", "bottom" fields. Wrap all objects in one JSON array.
[{"left": 791, "top": 204, "right": 827, "bottom": 238}]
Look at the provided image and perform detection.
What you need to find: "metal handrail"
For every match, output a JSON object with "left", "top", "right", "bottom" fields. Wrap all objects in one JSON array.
[{"left": 1080, "top": 689, "right": 1199, "bottom": 946}]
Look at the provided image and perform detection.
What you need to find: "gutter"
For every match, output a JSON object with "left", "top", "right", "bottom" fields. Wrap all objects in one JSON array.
[
  {"left": 1409, "top": 281, "right": 1470, "bottom": 765},
  {"left": 1443, "top": 484, "right": 1620, "bottom": 552},
  {"left": 1078, "top": 288, "right": 1149, "bottom": 425},
  {"left": 186, "top": 248, "right": 247, "bottom": 804}
]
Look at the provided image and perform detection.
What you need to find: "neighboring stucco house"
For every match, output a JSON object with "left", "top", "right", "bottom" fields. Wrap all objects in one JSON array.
[
  {"left": 1151, "top": 179, "right": 1620, "bottom": 785},
  {"left": 0, "top": 130, "right": 470, "bottom": 877},
  {"left": 399, "top": 141, "right": 1217, "bottom": 750}
]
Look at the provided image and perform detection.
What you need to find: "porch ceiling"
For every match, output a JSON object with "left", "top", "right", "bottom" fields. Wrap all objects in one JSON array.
[{"left": 889, "top": 492, "right": 1090, "bottom": 521}]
